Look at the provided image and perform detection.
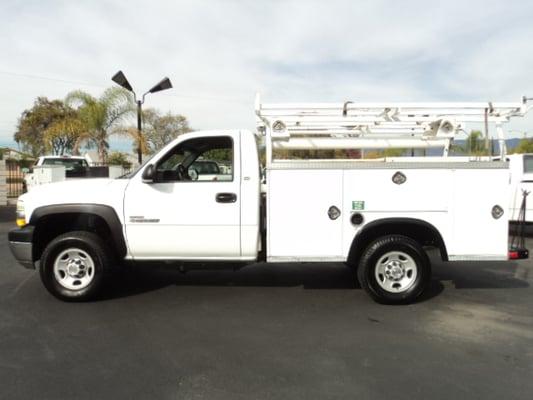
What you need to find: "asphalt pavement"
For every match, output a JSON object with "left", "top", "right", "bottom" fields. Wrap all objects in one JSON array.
[{"left": 0, "top": 206, "right": 532, "bottom": 400}]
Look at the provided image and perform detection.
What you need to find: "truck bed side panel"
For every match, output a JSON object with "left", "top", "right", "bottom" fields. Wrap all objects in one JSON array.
[{"left": 268, "top": 162, "right": 509, "bottom": 262}]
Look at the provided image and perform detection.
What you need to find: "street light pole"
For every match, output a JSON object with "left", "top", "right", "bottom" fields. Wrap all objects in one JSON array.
[{"left": 111, "top": 71, "right": 173, "bottom": 165}]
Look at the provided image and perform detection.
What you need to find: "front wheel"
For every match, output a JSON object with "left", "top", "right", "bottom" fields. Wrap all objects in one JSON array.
[
  {"left": 357, "top": 235, "right": 430, "bottom": 304},
  {"left": 40, "top": 231, "right": 112, "bottom": 301}
]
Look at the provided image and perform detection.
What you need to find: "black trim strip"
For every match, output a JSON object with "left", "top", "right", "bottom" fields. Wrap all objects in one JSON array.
[
  {"left": 30, "top": 204, "right": 127, "bottom": 257},
  {"left": 350, "top": 217, "right": 448, "bottom": 262},
  {"left": 8, "top": 225, "right": 34, "bottom": 243}
]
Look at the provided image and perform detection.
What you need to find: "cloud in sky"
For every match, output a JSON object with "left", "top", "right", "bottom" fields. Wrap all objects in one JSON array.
[{"left": 1, "top": 0, "right": 533, "bottom": 145}]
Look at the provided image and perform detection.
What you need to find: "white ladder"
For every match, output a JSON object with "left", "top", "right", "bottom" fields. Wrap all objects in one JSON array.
[{"left": 255, "top": 94, "right": 532, "bottom": 167}]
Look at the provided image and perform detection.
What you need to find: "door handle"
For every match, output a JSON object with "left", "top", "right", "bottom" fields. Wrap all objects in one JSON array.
[{"left": 216, "top": 192, "right": 237, "bottom": 203}]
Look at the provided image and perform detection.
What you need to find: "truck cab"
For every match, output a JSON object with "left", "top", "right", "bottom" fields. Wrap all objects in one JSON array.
[{"left": 123, "top": 130, "right": 261, "bottom": 260}]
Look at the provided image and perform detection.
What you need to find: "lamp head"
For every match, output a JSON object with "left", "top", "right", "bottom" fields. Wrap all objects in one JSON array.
[
  {"left": 111, "top": 71, "right": 133, "bottom": 92},
  {"left": 148, "top": 77, "right": 172, "bottom": 94}
]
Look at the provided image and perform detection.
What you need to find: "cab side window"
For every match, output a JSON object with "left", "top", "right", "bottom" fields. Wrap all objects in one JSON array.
[{"left": 155, "top": 136, "right": 233, "bottom": 182}]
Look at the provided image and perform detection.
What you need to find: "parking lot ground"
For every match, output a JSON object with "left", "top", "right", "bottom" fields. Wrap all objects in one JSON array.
[{"left": 1, "top": 207, "right": 532, "bottom": 400}]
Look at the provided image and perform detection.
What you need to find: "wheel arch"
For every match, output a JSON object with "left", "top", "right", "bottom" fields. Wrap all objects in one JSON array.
[
  {"left": 347, "top": 217, "right": 448, "bottom": 268},
  {"left": 30, "top": 204, "right": 127, "bottom": 262}
]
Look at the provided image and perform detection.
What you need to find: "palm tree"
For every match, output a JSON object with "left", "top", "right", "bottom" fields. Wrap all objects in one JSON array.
[
  {"left": 453, "top": 130, "right": 488, "bottom": 156},
  {"left": 111, "top": 126, "right": 150, "bottom": 158},
  {"left": 66, "top": 87, "right": 134, "bottom": 163}
]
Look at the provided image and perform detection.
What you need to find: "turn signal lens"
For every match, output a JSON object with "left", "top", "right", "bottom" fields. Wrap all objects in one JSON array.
[{"left": 16, "top": 200, "right": 26, "bottom": 227}]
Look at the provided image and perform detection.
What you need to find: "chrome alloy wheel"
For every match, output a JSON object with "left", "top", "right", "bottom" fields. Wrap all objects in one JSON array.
[
  {"left": 374, "top": 251, "right": 418, "bottom": 293},
  {"left": 53, "top": 248, "right": 95, "bottom": 290}
]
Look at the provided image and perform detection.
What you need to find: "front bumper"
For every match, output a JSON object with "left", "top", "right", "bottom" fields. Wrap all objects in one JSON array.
[{"left": 8, "top": 225, "right": 35, "bottom": 269}]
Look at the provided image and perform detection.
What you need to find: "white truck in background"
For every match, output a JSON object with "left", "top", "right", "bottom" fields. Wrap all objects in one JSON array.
[
  {"left": 7, "top": 96, "right": 532, "bottom": 304},
  {"left": 34, "top": 155, "right": 90, "bottom": 171},
  {"left": 24, "top": 156, "right": 90, "bottom": 191},
  {"left": 508, "top": 154, "right": 533, "bottom": 223},
  {"left": 25, "top": 156, "right": 127, "bottom": 191}
]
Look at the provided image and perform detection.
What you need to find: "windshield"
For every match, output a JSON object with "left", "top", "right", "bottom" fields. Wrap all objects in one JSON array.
[{"left": 42, "top": 158, "right": 88, "bottom": 171}]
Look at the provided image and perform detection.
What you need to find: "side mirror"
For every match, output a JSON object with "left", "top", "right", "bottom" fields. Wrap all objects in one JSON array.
[{"left": 142, "top": 164, "right": 155, "bottom": 183}]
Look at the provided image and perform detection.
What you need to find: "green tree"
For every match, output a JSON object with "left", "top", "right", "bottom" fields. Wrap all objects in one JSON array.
[
  {"left": 142, "top": 108, "right": 192, "bottom": 153},
  {"left": 383, "top": 148, "right": 406, "bottom": 157},
  {"left": 66, "top": 87, "right": 135, "bottom": 163},
  {"left": 512, "top": 138, "right": 533, "bottom": 154},
  {"left": 107, "top": 151, "right": 132, "bottom": 169},
  {"left": 14, "top": 97, "right": 81, "bottom": 157},
  {"left": 461, "top": 130, "right": 486, "bottom": 155},
  {"left": 44, "top": 116, "right": 86, "bottom": 155},
  {"left": 359, "top": 148, "right": 406, "bottom": 159},
  {"left": 203, "top": 148, "right": 232, "bottom": 161}
]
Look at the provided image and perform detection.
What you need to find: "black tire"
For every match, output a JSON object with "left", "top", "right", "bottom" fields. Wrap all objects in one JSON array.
[
  {"left": 357, "top": 235, "right": 430, "bottom": 304},
  {"left": 39, "top": 231, "right": 112, "bottom": 302}
]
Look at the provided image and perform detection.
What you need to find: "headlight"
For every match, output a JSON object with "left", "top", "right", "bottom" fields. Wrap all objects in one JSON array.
[{"left": 16, "top": 200, "right": 26, "bottom": 227}]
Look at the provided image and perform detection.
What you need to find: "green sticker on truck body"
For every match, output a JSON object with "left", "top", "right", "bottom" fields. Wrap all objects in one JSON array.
[{"left": 352, "top": 201, "right": 365, "bottom": 210}]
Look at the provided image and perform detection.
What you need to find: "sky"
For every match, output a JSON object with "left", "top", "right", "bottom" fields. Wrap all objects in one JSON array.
[{"left": 1, "top": 0, "right": 533, "bottom": 151}]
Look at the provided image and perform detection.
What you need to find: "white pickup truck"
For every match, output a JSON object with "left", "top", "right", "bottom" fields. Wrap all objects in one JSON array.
[
  {"left": 8, "top": 97, "right": 531, "bottom": 303},
  {"left": 33, "top": 155, "right": 90, "bottom": 176},
  {"left": 507, "top": 153, "right": 533, "bottom": 223}
]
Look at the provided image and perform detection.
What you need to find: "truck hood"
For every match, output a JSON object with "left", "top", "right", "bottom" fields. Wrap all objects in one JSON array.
[{"left": 20, "top": 178, "right": 129, "bottom": 222}]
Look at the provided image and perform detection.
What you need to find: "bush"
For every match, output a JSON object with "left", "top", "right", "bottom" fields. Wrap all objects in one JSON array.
[
  {"left": 512, "top": 138, "right": 533, "bottom": 154},
  {"left": 107, "top": 152, "right": 132, "bottom": 169}
]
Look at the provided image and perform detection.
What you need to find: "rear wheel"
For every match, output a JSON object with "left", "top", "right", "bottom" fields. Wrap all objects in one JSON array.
[
  {"left": 357, "top": 235, "right": 430, "bottom": 304},
  {"left": 40, "top": 231, "right": 112, "bottom": 301}
]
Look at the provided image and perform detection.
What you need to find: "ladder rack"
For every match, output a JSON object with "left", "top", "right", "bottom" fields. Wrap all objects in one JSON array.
[{"left": 255, "top": 94, "right": 532, "bottom": 167}]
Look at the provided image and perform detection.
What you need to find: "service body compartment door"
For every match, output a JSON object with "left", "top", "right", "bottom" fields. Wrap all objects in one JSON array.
[
  {"left": 267, "top": 169, "right": 343, "bottom": 261},
  {"left": 450, "top": 168, "right": 509, "bottom": 259}
]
